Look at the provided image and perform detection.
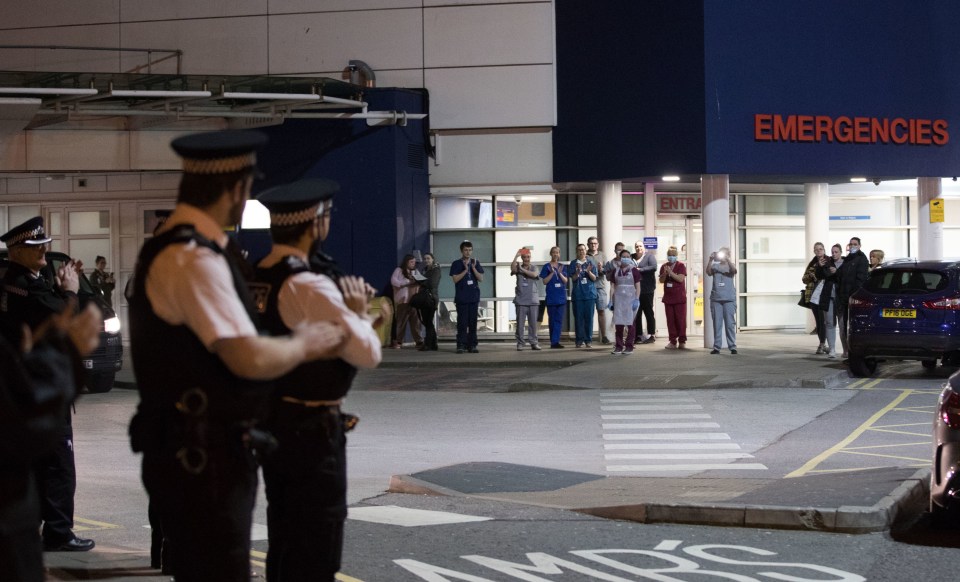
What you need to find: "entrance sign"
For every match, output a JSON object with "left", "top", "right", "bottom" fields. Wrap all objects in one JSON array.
[{"left": 658, "top": 193, "right": 702, "bottom": 213}]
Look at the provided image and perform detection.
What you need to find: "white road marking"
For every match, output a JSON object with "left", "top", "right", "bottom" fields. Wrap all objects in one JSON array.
[
  {"left": 605, "top": 443, "right": 741, "bottom": 450},
  {"left": 602, "top": 404, "right": 704, "bottom": 411},
  {"left": 601, "top": 398, "right": 698, "bottom": 403},
  {"left": 605, "top": 452, "right": 755, "bottom": 460},
  {"left": 654, "top": 539, "right": 683, "bottom": 551},
  {"left": 607, "top": 463, "right": 768, "bottom": 471},
  {"left": 601, "top": 391, "right": 684, "bottom": 396},
  {"left": 348, "top": 505, "right": 492, "bottom": 527},
  {"left": 602, "top": 422, "right": 721, "bottom": 430},
  {"left": 601, "top": 414, "right": 711, "bottom": 420},
  {"left": 603, "top": 432, "right": 730, "bottom": 440}
]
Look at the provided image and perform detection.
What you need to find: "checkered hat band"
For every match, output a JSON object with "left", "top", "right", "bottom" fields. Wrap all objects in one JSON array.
[
  {"left": 181, "top": 152, "right": 256, "bottom": 175},
  {"left": 8, "top": 226, "right": 46, "bottom": 245},
  {"left": 271, "top": 204, "right": 322, "bottom": 227}
]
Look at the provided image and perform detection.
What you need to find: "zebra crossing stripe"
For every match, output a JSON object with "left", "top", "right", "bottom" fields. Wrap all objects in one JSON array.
[
  {"left": 605, "top": 452, "right": 755, "bottom": 460},
  {"left": 602, "top": 422, "right": 721, "bottom": 430},
  {"left": 602, "top": 414, "right": 711, "bottom": 420},
  {"left": 601, "top": 398, "right": 698, "bottom": 403},
  {"left": 605, "top": 443, "right": 741, "bottom": 450},
  {"left": 603, "top": 432, "right": 730, "bottom": 440},
  {"left": 602, "top": 404, "right": 703, "bottom": 411},
  {"left": 607, "top": 464, "right": 768, "bottom": 472}
]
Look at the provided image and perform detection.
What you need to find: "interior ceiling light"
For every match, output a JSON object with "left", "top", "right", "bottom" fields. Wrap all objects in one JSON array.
[
  {"left": 850, "top": 177, "right": 867, "bottom": 182},
  {"left": 662, "top": 175, "right": 681, "bottom": 182}
]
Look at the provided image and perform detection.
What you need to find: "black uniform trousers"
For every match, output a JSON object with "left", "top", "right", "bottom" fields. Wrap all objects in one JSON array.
[
  {"left": 635, "top": 292, "right": 656, "bottom": 336},
  {"left": 263, "top": 405, "right": 347, "bottom": 582},
  {"left": 455, "top": 301, "right": 479, "bottom": 349},
  {"left": 418, "top": 305, "right": 438, "bottom": 349},
  {"left": 0, "top": 470, "right": 44, "bottom": 582},
  {"left": 142, "top": 443, "right": 257, "bottom": 582},
  {"left": 37, "top": 419, "right": 76, "bottom": 545}
]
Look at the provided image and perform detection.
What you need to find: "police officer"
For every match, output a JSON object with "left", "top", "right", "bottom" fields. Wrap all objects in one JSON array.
[
  {"left": 127, "top": 131, "right": 347, "bottom": 582},
  {"left": 0, "top": 217, "right": 96, "bottom": 553},
  {"left": 253, "top": 179, "right": 383, "bottom": 581}
]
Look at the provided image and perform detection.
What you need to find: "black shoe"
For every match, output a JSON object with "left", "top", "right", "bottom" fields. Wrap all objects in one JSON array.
[
  {"left": 731, "top": 349, "right": 738, "bottom": 355},
  {"left": 710, "top": 348, "right": 720, "bottom": 354},
  {"left": 601, "top": 337, "right": 611, "bottom": 345},
  {"left": 641, "top": 336, "right": 656, "bottom": 344},
  {"left": 456, "top": 348, "right": 465, "bottom": 354},
  {"left": 469, "top": 347, "right": 479, "bottom": 353},
  {"left": 550, "top": 343, "right": 565, "bottom": 349},
  {"left": 44, "top": 537, "right": 95, "bottom": 552}
]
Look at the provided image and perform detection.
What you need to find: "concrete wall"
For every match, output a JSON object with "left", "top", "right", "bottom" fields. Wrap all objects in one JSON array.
[{"left": 0, "top": 0, "right": 557, "bottom": 188}]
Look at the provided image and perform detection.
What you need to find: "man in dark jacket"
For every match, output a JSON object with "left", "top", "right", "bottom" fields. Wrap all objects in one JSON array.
[
  {"left": 0, "top": 217, "right": 96, "bottom": 553},
  {"left": 836, "top": 237, "right": 870, "bottom": 359}
]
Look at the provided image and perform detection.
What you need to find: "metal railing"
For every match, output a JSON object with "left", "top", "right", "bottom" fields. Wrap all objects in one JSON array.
[{"left": 0, "top": 45, "right": 183, "bottom": 74}]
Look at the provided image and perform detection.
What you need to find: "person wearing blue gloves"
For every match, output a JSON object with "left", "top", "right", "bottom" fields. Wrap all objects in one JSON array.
[
  {"left": 569, "top": 243, "right": 598, "bottom": 348},
  {"left": 540, "top": 246, "right": 569, "bottom": 348},
  {"left": 608, "top": 248, "right": 642, "bottom": 354}
]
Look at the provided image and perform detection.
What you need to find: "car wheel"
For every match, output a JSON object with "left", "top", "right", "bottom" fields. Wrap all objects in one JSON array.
[
  {"left": 922, "top": 359, "right": 938, "bottom": 370},
  {"left": 930, "top": 502, "right": 959, "bottom": 529},
  {"left": 86, "top": 371, "right": 115, "bottom": 394},
  {"left": 849, "top": 355, "right": 877, "bottom": 377}
]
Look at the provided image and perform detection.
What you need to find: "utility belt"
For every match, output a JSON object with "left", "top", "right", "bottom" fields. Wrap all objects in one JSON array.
[
  {"left": 273, "top": 396, "right": 359, "bottom": 434},
  {"left": 130, "top": 387, "right": 278, "bottom": 475}
]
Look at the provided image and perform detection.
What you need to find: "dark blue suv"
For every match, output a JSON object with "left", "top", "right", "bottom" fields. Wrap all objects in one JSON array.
[{"left": 847, "top": 259, "right": 960, "bottom": 377}]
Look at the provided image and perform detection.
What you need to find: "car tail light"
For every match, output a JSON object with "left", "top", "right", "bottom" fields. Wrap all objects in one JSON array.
[
  {"left": 848, "top": 296, "right": 874, "bottom": 308},
  {"left": 941, "top": 390, "right": 960, "bottom": 429},
  {"left": 923, "top": 295, "right": 960, "bottom": 310}
]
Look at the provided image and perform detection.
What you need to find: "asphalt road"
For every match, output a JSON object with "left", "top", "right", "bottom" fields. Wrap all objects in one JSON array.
[{"left": 60, "top": 364, "right": 955, "bottom": 581}]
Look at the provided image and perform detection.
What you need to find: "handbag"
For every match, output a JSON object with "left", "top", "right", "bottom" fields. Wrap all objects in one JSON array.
[
  {"left": 797, "top": 289, "right": 810, "bottom": 309},
  {"left": 410, "top": 286, "right": 436, "bottom": 311}
]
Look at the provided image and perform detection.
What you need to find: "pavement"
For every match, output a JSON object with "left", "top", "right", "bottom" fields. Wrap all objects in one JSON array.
[
  {"left": 55, "top": 330, "right": 931, "bottom": 579},
  {"left": 357, "top": 331, "right": 931, "bottom": 534}
]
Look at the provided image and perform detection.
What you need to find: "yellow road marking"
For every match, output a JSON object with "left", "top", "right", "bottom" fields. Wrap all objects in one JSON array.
[
  {"left": 870, "top": 422, "right": 931, "bottom": 429},
  {"left": 837, "top": 450, "right": 929, "bottom": 463},
  {"left": 866, "top": 427, "right": 929, "bottom": 437},
  {"left": 787, "top": 389, "right": 913, "bottom": 478},
  {"left": 248, "top": 550, "right": 364, "bottom": 581},
  {"left": 844, "top": 442, "right": 930, "bottom": 450},
  {"left": 861, "top": 378, "right": 884, "bottom": 390},
  {"left": 847, "top": 379, "right": 868, "bottom": 390},
  {"left": 73, "top": 517, "right": 121, "bottom": 532}
]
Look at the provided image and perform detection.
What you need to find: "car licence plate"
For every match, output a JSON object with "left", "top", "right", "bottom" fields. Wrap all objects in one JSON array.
[{"left": 882, "top": 308, "right": 916, "bottom": 318}]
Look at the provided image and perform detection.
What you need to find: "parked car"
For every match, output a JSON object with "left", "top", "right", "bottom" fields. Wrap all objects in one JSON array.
[
  {"left": 932, "top": 370, "right": 960, "bottom": 525},
  {"left": 847, "top": 259, "right": 960, "bottom": 377},
  {"left": 0, "top": 250, "right": 123, "bottom": 393}
]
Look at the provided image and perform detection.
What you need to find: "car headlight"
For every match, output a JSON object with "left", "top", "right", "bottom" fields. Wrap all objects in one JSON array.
[{"left": 104, "top": 316, "right": 121, "bottom": 334}]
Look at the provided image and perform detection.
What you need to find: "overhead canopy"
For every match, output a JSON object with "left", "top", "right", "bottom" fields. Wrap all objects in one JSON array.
[{"left": 0, "top": 70, "right": 425, "bottom": 130}]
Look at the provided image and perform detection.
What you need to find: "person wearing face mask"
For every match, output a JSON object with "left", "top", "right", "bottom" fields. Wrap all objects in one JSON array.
[
  {"left": 658, "top": 246, "right": 687, "bottom": 349},
  {"left": 540, "top": 246, "right": 569, "bottom": 348},
  {"left": 608, "top": 249, "right": 642, "bottom": 355},
  {"left": 835, "top": 236, "right": 870, "bottom": 360}
]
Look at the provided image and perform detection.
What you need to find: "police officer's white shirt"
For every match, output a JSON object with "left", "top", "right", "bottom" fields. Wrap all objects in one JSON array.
[
  {"left": 259, "top": 244, "right": 382, "bottom": 369},
  {"left": 146, "top": 203, "right": 258, "bottom": 349}
]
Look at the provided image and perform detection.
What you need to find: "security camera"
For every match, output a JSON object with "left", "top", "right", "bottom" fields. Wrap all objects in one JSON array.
[{"left": 873, "top": 179, "right": 881, "bottom": 186}]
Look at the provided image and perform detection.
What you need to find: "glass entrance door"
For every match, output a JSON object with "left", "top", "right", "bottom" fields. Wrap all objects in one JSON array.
[{"left": 655, "top": 217, "right": 704, "bottom": 336}]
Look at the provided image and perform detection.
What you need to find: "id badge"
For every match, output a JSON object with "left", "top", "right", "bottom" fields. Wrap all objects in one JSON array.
[
  {"left": 666, "top": 283, "right": 673, "bottom": 288},
  {"left": 521, "top": 281, "right": 529, "bottom": 287},
  {"left": 554, "top": 283, "right": 562, "bottom": 288},
  {"left": 580, "top": 278, "right": 586, "bottom": 284},
  {"left": 718, "top": 282, "right": 725, "bottom": 287},
  {"left": 467, "top": 280, "right": 474, "bottom": 286}
]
